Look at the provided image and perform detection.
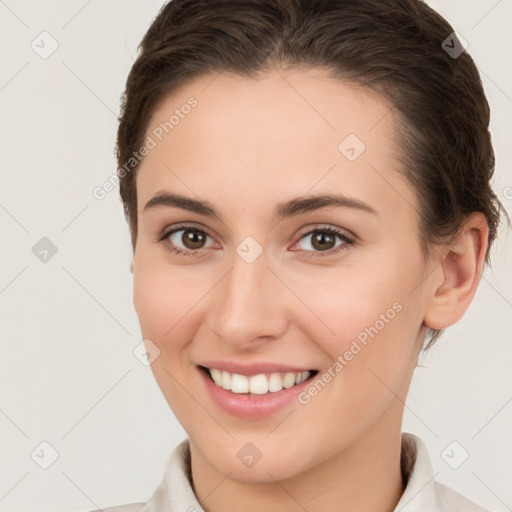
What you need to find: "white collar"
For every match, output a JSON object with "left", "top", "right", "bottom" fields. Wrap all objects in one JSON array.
[{"left": 134, "top": 432, "right": 490, "bottom": 512}]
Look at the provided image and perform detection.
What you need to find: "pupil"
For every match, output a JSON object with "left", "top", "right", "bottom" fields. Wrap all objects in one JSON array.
[{"left": 312, "top": 232, "right": 335, "bottom": 251}]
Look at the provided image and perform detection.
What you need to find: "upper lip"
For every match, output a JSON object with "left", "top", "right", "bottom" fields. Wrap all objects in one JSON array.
[{"left": 198, "top": 360, "right": 316, "bottom": 376}]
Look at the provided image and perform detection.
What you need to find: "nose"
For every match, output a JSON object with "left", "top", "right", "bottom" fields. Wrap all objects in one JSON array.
[{"left": 206, "top": 248, "right": 289, "bottom": 350}]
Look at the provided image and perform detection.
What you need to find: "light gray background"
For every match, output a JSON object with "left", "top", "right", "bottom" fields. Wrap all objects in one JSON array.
[{"left": 0, "top": 1, "right": 510, "bottom": 511}]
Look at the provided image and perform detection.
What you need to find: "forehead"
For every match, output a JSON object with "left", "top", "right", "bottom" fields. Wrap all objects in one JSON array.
[{"left": 136, "top": 67, "right": 416, "bottom": 221}]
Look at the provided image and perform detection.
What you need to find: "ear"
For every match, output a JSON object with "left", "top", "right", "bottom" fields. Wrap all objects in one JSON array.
[{"left": 423, "top": 213, "right": 489, "bottom": 330}]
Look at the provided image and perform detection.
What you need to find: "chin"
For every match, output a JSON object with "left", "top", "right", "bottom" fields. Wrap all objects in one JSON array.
[
  {"left": 195, "top": 438, "right": 311, "bottom": 484},
  {"left": 221, "top": 459, "right": 302, "bottom": 484}
]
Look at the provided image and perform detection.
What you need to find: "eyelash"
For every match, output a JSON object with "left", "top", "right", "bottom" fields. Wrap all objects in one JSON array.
[{"left": 157, "top": 223, "right": 356, "bottom": 258}]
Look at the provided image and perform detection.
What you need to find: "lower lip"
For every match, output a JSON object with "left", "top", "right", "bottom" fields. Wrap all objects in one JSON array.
[{"left": 198, "top": 366, "right": 314, "bottom": 419}]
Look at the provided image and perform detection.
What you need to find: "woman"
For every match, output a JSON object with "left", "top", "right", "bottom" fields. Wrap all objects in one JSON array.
[{"left": 98, "top": 0, "right": 506, "bottom": 510}]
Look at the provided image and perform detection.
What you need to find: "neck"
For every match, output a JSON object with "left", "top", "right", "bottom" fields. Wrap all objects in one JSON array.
[{"left": 190, "top": 402, "right": 406, "bottom": 512}]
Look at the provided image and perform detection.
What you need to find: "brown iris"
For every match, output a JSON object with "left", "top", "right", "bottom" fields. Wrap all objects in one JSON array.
[
  {"left": 181, "top": 229, "right": 207, "bottom": 250},
  {"left": 310, "top": 231, "right": 336, "bottom": 251}
]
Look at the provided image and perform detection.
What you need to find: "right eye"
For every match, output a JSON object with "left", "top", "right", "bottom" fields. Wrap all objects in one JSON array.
[{"left": 159, "top": 224, "right": 218, "bottom": 256}]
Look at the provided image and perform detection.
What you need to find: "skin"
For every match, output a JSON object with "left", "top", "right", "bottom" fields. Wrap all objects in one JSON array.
[{"left": 132, "top": 66, "right": 488, "bottom": 512}]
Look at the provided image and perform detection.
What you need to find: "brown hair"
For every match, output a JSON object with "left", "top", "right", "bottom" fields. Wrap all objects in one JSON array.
[{"left": 116, "top": 0, "right": 506, "bottom": 349}]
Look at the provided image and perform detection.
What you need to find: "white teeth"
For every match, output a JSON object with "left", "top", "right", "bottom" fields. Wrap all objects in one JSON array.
[
  {"left": 282, "top": 372, "right": 296, "bottom": 389},
  {"left": 210, "top": 368, "right": 223, "bottom": 386},
  {"left": 231, "top": 373, "right": 249, "bottom": 393},
  {"left": 207, "top": 368, "right": 312, "bottom": 395},
  {"left": 221, "top": 370, "right": 231, "bottom": 390},
  {"left": 249, "top": 374, "right": 268, "bottom": 394},
  {"left": 268, "top": 373, "right": 283, "bottom": 392}
]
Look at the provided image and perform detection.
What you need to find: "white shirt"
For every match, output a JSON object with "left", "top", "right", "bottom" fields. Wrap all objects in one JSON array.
[{"left": 89, "top": 432, "right": 491, "bottom": 512}]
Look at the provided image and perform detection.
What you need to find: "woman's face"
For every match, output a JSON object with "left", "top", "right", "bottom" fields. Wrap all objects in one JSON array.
[{"left": 133, "top": 67, "right": 437, "bottom": 482}]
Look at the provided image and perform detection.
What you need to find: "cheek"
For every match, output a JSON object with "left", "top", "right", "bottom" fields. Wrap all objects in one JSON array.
[
  {"left": 133, "top": 261, "right": 201, "bottom": 347},
  {"left": 294, "top": 239, "right": 424, "bottom": 348},
  {"left": 289, "top": 249, "right": 423, "bottom": 404},
  {"left": 132, "top": 263, "right": 203, "bottom": 414},
  {"left": 289, "top": 268, "right": 407, "bottom": 354}
]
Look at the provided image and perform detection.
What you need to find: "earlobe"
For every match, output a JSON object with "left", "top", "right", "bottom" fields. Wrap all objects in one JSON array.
[{"left": 423, "top": 213, "right": 489, "bottom": 330}]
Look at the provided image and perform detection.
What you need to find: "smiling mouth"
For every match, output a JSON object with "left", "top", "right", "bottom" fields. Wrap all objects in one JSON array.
[{"left": 199, "top": 365, "right": 319, "bottom": 396}]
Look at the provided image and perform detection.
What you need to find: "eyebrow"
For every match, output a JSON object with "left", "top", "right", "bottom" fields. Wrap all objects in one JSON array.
[{"left": 142, "top": 191, "right": 378, "bottom": 221}]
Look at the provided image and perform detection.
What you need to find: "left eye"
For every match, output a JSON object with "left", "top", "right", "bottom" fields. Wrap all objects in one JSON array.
[{"left": 295, "top": 228, "right": 353, "bottom": 253}]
